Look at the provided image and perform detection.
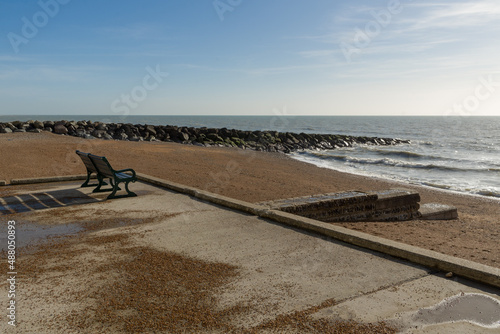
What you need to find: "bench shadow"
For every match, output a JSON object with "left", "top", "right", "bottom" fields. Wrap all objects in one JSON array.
[{"left": 0, "top": 188, "right": 99, "bottom": 215}]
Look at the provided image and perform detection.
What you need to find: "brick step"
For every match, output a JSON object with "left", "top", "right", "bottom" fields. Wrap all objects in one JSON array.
[{"left": 259, "top": 188, "right": 455, "bottom": 222}]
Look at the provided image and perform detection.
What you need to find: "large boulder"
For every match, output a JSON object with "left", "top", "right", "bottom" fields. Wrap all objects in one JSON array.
[
  {"left": 54, "top": 124, "right": 68, "bottom": 134},
  {"left": 91, "top": 129, "right": 106, "bottom": 138},
  {"left": 129, "top": 136, "right": 144, "bottom": 142},
  {"left": 145, "top": 125, "right": 157, "bottom": 136},
  {"left": 75, "top": 129, "right": 87, "bottom": 138},
  {"left": 207, "top": 133, "right": 223, "bottom": 142},
  {"left": 178, "top": 132, "right": 189, "bottom": 142},
  {"left": 11, "top": 121, "right": 23, "bottom": 128},
  {"left": 102, "top": 132, "right": 113, "bottom": 140},
  {"left": 96, "top": 122, "right": 107, "bottom": 131},
  {"left": 246, "top": 132, "right": 259, "bottom": 142},
  {"left": 114, "top": 132, "right": 129, "bottom": 141},
  {"left": 33, "top": 120, "right": 44, "bottom": 129},
  {"left": 55, "top": 120, "right": 68, "bottom": 126},
  {"left": 4, "top": 123, "right": 16, "bottom": 131},
  {"left": 67, "top": 124, "right": 77, "bottom": 135}
]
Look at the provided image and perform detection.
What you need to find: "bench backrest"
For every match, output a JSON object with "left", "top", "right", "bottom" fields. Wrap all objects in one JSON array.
[
  {"left": 88, "top": 154, "right": 115, "bottom": 179},
  {"left": 76, "top": 150, "right": 97, "bottom": 173}
]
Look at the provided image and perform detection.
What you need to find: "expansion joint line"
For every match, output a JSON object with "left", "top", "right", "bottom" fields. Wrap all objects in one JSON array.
[{"left": 336, "top": 270, "right": 436, "bottom": 306}]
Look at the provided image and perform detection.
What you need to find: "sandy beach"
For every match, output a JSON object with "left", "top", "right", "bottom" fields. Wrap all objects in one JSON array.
[{"left": 1, "top": 131, "right": 499, "bottom": 268}]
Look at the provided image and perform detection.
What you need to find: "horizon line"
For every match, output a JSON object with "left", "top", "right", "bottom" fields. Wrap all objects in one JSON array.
[{"left": 1, "top": 114, "right": 499, "bottom": 118}]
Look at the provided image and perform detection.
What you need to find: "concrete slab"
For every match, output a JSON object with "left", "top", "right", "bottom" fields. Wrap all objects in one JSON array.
[
  {"left": 313, "top": 275, "right": 500, "bottom": 333},
  {"left": 420, "top": 203, "right": 458, "bottom": 220},
  {"left": 127, "top": 204, "right": 430, "bottom": 326},
  {"left": 0, "top": 180, "right": 499, "bottom": 333}
]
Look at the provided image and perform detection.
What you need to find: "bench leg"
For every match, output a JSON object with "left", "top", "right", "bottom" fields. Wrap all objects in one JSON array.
[
  {"left": 81, "top": 172, "right": 92, "bottom": 187},
  {"left": 107, "top": 182, "right": 120, "bottom": 199},
  {"left": 92, "top": 175, "right": 105, "bottom": 192},
  {"left": 125, "top": 181, "right": 137, "bottom": 197},
  {"left": 82, "top": 172, "right": 107, "bottom": 188},
  {"left": 107, "top": 180, "right": 137, "bottom": 199},
  {"left": 92, "top": 175, "right": 118, "bottom": 193},
  {"left": 109, "top": 179, "right": 121, "bottom": 191},
  {"left": 92, "top": 176, "right": 113, "bottom": 193}
]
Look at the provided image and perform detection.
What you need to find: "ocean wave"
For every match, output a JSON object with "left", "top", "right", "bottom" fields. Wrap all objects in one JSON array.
[
  {"left": 358, "top": 147, "right": 433, "bottom": 160},
  {"left": 290, "top": 152, "right": 500, "bottom": 200},
  {"left": 366, "top": 149, "right": 424, "bottom": 159},
  {"left": 329, "top": 145, "right": 473, "bottom": 165},
  {"left": 421, "top": 182, "right": 452, "bottom": 190},
  {"left": 300, "top": 151, "right": 498, "bottom": 173},
  {"left": 354, "top": 146, "right": 490, "bottom": 165},
  {"left": 475, "top": 190, "right": 500, "bottom": 198}
]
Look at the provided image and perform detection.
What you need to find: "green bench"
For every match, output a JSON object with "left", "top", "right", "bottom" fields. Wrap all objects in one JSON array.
[
  {"left": 76, "top": 151, "right": 137, "bottom": 199},
  {"left": 76, "top": 150, "right": 107, "bottom": 188}
]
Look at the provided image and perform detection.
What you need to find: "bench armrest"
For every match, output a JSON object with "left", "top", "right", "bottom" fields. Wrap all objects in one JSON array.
[{"left": 115, "top": 168, "right": 136, "bottom": 178}]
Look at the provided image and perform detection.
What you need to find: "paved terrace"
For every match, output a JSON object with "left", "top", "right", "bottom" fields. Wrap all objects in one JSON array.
[{"left": 0, "top": 178, "right": 499, "bottom": 333}]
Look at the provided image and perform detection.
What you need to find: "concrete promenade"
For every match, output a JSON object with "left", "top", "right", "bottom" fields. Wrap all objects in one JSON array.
[{"left": 0, "top": 177, "right": 499, "bottom": 333}]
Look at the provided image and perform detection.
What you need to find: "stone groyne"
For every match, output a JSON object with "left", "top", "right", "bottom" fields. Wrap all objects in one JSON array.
[{"left": 0, "top": 120, "right": 410, "bottom": 153}]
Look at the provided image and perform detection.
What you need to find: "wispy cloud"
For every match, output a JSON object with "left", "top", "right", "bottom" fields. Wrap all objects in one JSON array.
[
  {"left": 176, "top": 62, "right": 334, "bottom": 76},
  {"left": 0, "top": 64, "right": 115, "bottom": 82},
  {"left": 0, "top": 56, "right": 25, "bottom": 62},
  {"left": 298, "top": 50, "right": 337, "bottom": 58},
  {"left": 295, "top": 0, "right": 500, "bottom": 81},
  {"left": 407, "top": 1, "right": 500, "bottom": 29},
  {"left": 94, "top": 22, "right": 175, "bottom": 41}
]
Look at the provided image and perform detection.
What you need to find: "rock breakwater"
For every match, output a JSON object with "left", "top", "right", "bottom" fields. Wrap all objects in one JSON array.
[{"left": 0, "top": 120, "right": 410, "bottom": 153}]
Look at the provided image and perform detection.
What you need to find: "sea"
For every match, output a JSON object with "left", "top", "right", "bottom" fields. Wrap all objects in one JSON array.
[{"left": 2, "top": 115, "right": 500, "bottom": 199}]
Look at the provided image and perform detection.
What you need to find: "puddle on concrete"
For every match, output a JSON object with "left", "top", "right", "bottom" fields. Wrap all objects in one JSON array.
[
  {"left": 406, "top": 293, "right": 500, "bottom": 330},
  {"left": 1, "top": 221, "right": 83, "bottom": 251}
]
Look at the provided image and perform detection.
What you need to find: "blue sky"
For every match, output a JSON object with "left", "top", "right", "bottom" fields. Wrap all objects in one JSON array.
[{"left": 1, "top": 0, "right": 500, "bottom": 116}]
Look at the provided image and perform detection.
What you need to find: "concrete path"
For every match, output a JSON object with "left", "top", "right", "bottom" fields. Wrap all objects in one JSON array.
[{"left": 1, "top": 180, "right": 499, "bottom": 333}]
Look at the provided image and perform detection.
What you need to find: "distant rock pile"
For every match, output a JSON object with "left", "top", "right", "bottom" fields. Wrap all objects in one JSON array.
[{"left": 0, "top": 120, "right": 410, "bottom": 153}]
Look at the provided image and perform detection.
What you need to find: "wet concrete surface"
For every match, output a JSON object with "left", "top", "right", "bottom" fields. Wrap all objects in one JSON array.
[
  {"left": 410, "top": 293, "right": 500, "bottom": 329},
  {"left": 0, "top": 221, "right": 83, "bottom": 250}
]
